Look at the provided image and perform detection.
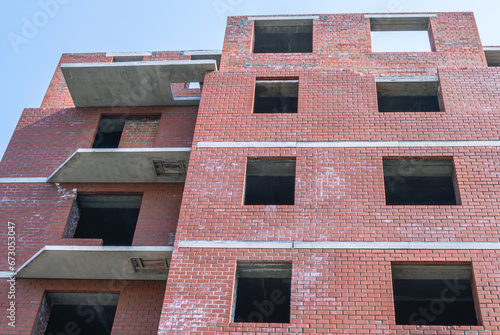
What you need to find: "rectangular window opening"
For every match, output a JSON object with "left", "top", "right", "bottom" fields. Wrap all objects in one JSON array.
[
  {"left": 70, "top": 194, "right": 143, "bottom": 246},
  {"left": 244, "top": 158, "right": 296, "bottom": 205},
  {"left": 41, "top": 293, "right": 119, "bottom": 335},
  {"left": 253, "top": 19, "right": 313, "bottom": 54},
  {"left": 377, "top": 80, "right": 441, "bottom": 112},
  {"left": 369, "top": 16, "right": 433, "bottom": 52},
  {"left": 112, "top": 55, "right": 144, "bottom": 62},
  {"left": 170, "top": 82, "right": 202, "bottom": 100},
  {"left": 254, "top": 79, "right": 298, "bottom": 113},
  {"left": 233, "top": 262, "right": 292, "bottom": 323},
  {"left": 485, "top": 49, "right": 500, "bottom": 67},
  {"left": 392, "top": 264, "right": 479, "bottom": 326},
  {"left": 92, "top": 115, "right": 160, "bottom": 148},
  {"left": 383, "top": 157, "right": 460, "bottom": 205}
]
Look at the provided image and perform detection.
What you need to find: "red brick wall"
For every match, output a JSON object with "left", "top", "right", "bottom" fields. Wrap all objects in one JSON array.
[
  {"left": 118, "top": 117, "right": 160, "bottom": 148},
  {"left": 220, "top": 12, "right": 487, "bottom": 74},
  {"left": 160, "top": 248, "right": 498, "bottom": 334},
  {"left": 193, "top": 68, "right": 500, "bottom": 143},
  {"left": 0, "top": 279, "right": 165, "bottom": 335},
  {"left": 0, "top": 106, "right": 196, "bottom": 177},
  {"left": 0, "top": 182, "right": 183, "bottom": 270}
]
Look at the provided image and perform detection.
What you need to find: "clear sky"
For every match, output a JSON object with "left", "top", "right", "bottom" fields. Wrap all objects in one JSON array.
[{"left": 1, "top": 0, "right": 499, "bottom": 160}]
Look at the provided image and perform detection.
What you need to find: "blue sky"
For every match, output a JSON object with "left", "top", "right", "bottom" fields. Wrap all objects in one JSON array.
[{"left": 1, "top": 0, "right": 499, "bottom": 160}]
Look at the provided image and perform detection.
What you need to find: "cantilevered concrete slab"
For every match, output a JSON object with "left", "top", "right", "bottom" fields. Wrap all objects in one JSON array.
[
  {"left": 61, "top": 59, "right": 217, "bottom": 107},
  {"left": 16, "top": 246, "right": 173, "bottom": 280},
  {"left": 48, "top": 148, "right": 190, "bottom": 183}
]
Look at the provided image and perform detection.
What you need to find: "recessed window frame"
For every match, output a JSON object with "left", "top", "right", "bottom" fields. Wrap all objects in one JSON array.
[
  {"left": 376, "top": 76, "right": 443, "bottom": 113},
  {"left": 243, "top": 157, "right": 296, "bottom": 206},
  {"left": 253, "top": 77, "right": 299, "bottom": 114},
  {"left": 232, "top": 261, "right": 292, "bottom": 324},
  {"left": 366, "top": 14, "right": 437, "bottom": 53},
  {"left": 66, "top": 194, "right": 143, "bottom": 246},
  {"left": 382, "top": 157, "right": 461, "bottom": 206},
  {"left": 391, "top": 263, "right": 481, "bottom": 326},
  {"left": 249, "top": 16, "right": 318, "bottom": 54}
]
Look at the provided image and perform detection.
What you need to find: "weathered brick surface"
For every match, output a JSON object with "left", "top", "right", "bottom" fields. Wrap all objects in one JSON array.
[
  {"left": 220, "top": 12, "right": 486, "bottom": 74},
  {"left": 160, "top": 248, "right": 498, "bottom": 334},
  {"left": 0, "top": 182, "right": 183, "bottom": 270},
  {"left": 1, "top": 10, "right": 499, "bottom": 335},
  {"left": 0, "top": 279, "right": 165, "bottom": 334},
  {"left": 0, "top": 106, "right": 196, "bottom": 177}
]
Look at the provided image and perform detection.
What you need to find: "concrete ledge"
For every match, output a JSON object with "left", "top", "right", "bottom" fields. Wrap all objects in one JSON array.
[
  {"left": 0, "top": 177, "right": 48, "bottom": 183},
  {"left": 61, "top": 59, "right": 217, "bottom": 107},
  {"left": 105, "top": 51, "right": 153, "bottom": 57},
  {"left": 248, "top": 16, "right": 320, "bottom": 21},
  {"left": 196, "top": 140, "right": 500, "bottom": 149},
  {"left": 178, "top": 240, "right": 293, "bottom": 249},
  {"left": 0, "top": 271, "right": 15, "bottom": 278},
  {"left": 48, "top": 148, "right": 191, "bottom": 183},
  {"left": 375, "top": 76, "right": 438, "bottom": 82},
  {"left": 178, "top": 240, "right": 500, "bottom": 250},
  {"left": 365, "top": 14, "right": 439, "bottom": 19},
  {"left": 16, "top": 245, "right": 173, "bottom": 280}
]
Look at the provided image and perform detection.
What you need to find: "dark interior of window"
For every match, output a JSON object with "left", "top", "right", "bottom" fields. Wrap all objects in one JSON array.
[
  {"left": 73, "top": 194, "right": 142, "bottom": 246},
  {"left": 233, "top": 263, "right": 292, "bottom": 323},
  {"left": 254, "top": 80, "right": 298, "bottom": 114},
  {"left": 383, "top": 158, "right": 458, "bottom": 205},
  {"left": 244, "top": 159, "right": 296, "bottom": 205},
  {"left": 44, "top": 293, "right": 118, "bottom": 335},
  {"left": 45, "top": 304, "right": 117, "bottom": 335},
  {"left": 377, "top": 81, "right": 440, "bottom": 112},
  {"left": 92, "top": 116, "right": 126, "bottom": 148},
  {"left": 254, "top": 20, "right": 313, "bottom": 53},
  {"left": 392, "top": 265, "right": 478, "bottom": 326}
]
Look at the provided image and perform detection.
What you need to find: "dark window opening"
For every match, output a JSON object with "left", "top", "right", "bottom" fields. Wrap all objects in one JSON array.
[
  {"left": 233, "top": 262, "right": 291, "bottom": 323},
  {"left": 392, "top": 264, "right": 478, "bottom": 326},
  {"left": 485, "top": 49, "right": 500, "bottom": 67},
  {"left": 244, "top": 158, "right": 295, "bottom": 205},
  {"left": 383, "top": 158, "right": 459, "bottom": 205},
  {"left": 254, "top": 80, "right": 298, "bottom": 114},
  {"left": 92, "top": 116, "right": 126, "bottom": 148},
  {"left": 369, "top": 16, "right": 433, "bottom": 52},
  {"left": 253, "top": 20, "right": 313, "bottom": 53},
  {"left": 73, "top": 194, "right": 142, "bottom": 246},
  {"left": 113, "top": 55, "right": 144, "bottom": 62},
  {"left": 377, "top": 80, "right": 441, "bottom": 112},
  {"left": 43, "top": 293, "right": 118, "bottom": 335}
]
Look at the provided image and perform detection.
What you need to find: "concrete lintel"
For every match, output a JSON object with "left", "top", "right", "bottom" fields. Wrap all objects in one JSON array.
[
  {"left": 196, "top": 140, "right": 500, "bottom": 149},
  {"left": 365, "top": 14, "right": 439, "bottom": 19},
  {"left": 375, "top": 76, "right": 438, "bottom": 82},
  {"left": 61, "top": 59, "right": 216, "bottom": 107},
  {"left": 48, "top": 148, "right": 191, "bottom": 183},
  {"left": 248, "top": 16, "right": 320, "bottom": 21},
  {"left": 184, "top": 50, "right": 223, "bottom": 56},
  {"left": 0, "top": 177, "right": 48, "bottom": 183},
  {"left": 178, "top": 240, "right": 500, "bottom": 250},
  {"left": 105, "top": 51, "right": 153, "bottom": 57},
  {"left": 0, "top": 271, "right": 15, "bottom": 278},
  {"left": 16, "top": 245, "right": 173, "bottom": 280},
  {"left": 197, "top": 141, "right": 297, "bottom": 148},
  {"left": 178, "top": 240, "right": 293, "bottom": 249}
]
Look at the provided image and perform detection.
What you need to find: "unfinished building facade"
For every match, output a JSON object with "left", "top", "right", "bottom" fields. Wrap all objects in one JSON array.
[{"left": 1, "top": 11, "right": 500, "bottom": 334}]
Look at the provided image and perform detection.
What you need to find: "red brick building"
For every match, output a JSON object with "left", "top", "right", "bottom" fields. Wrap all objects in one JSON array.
[{"left": 1, "top": 12, "right": 500, "bottom": 334}]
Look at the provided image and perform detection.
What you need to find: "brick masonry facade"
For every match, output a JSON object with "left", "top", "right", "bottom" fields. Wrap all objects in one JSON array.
[{"left": 0, "top": 11, "right": 499, "bottom": 335}]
